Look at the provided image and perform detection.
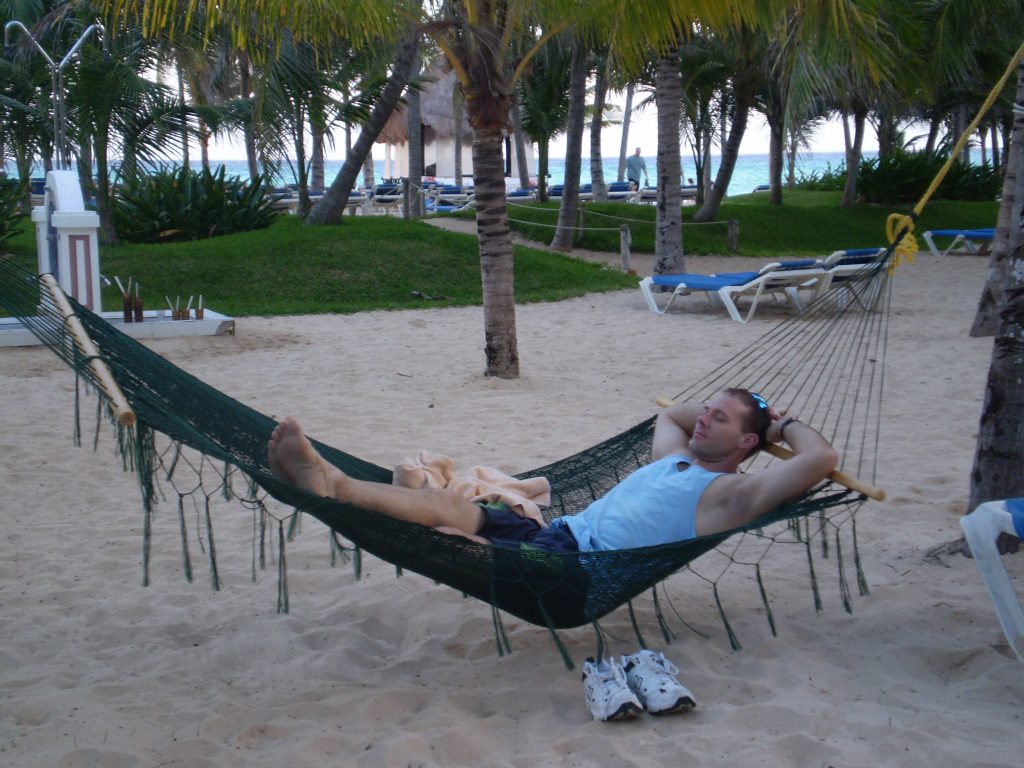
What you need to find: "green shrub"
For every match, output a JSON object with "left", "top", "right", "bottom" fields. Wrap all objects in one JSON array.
[
  {"left": 0, "top": 176, "right": 28, "bottom": 252},
  {"left": 857, "top": 149, "right": 1001, "bottom": 205},
  {"left": 112, "top": 164, "right": 280, "bottom": 243},
  {"left": 793, "top": 161, "right": 847, "bottom": 192}
]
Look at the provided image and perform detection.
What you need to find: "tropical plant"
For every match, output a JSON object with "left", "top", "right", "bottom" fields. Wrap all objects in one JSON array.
[
  {"left": 0, "top": 175, "right": 27, "bottom": 250},
  {"left": 517, "top": 38, "right": 572, "bottom": 202},
  {"left": 857, "top": 149, "right": 1000, "bottom": 205},
  {"left": 107, "top": 0, "right": 899, "bottom": 379},
  {"left": 111, "top": 164, "right": 279, "bottom": 243}
]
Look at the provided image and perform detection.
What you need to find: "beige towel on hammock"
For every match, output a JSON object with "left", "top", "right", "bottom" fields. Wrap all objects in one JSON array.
[{"left": 392, "top": 451, "right": 550, "bottom": 527}]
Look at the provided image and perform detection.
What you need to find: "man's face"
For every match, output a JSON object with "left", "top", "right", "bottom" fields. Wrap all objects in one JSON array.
[{"left": 690, "top": 392, "right": 753, "bottom": 461}]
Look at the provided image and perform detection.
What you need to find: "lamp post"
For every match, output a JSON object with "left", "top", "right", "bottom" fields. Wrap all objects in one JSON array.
[{"left": 4, "top": 19, "right": 108, "bottom": 170}]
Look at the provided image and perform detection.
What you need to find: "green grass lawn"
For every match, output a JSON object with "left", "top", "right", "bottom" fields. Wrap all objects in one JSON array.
[
  {"left": 2, "top": 215, "right": 635, "bottom": 316},
  {"left": 498, "top": 189, "right": 999, "bottom": 257},
  {"left": 2, "top": 190, "right": 1000, "bottom": 316}
]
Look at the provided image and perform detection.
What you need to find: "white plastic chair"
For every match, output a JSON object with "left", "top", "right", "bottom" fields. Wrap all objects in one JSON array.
[{"left": 960, "top": 499, "right": 1024, "bottom": 661}]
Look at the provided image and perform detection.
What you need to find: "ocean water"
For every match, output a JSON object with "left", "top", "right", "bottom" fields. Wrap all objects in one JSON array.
[
  {"left": 5, "top": 150, "right": 862, "bottom": 198},
  {"left": 176, "top": 150, "right": 858, "bottom": 197}
]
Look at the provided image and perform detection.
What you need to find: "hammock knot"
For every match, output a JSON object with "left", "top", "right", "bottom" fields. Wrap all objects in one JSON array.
[{"left": 885, "top": 213, "right": 917, "bottom": 272}]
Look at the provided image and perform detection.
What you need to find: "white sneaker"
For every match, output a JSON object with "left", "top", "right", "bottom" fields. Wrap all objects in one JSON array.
[
  {"left": 621, "top": 650, "right": 697, "bottom": 715},
  {"left": 581, "top": 657, "right": 644, "bottom": 721}
]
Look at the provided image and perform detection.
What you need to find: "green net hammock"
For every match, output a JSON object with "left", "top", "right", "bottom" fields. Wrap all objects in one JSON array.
[{"left": 0, "top": 248, "right": 892, "bottom": 665}]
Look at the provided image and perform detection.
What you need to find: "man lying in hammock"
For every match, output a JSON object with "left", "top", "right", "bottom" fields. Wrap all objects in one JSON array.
[{"left": 267, "top": 388, "right": 837, "bottom": 553}]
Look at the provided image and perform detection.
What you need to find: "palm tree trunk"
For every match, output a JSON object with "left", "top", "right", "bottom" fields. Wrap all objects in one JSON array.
[
  {"left": 550, "top": 47, "right": 588, "bottom": 251},
  {"left": 768, "top": 114, "right": 784, "bottom": 205},
  {"left": 968, "top": 270, "right": 1024, "bottom": 512},
  {"left": 362, "top": 153, "right": 375, "bottom": 188},
  {"left": 617, "top": 83, "right": 634, "bottom": 182},
  {"left": 406, "top": 44, "right": 424, "bottom": 218},
  {"left": 473, "top": 126, "right": 519, "bottom": 378},
  {"left": 537, "top": 140, "right": 550, "bottom": 202},
  {"left": 786, "top": 126, "right": 797, "bottom": 187},
  {"left": 654, "top": 50, "right": 683, "bottom": 273},
  {"left": 92, "top": 136, "right": 117, "bottom": 244},
  {"left": 306, "top": 28, "right": 420, "bottom": 225},
  {"left": 841, "top": 106, "right": 867, "bottom": 208},
  {"left": 972, "top": 62, "right": 1024, "bottom": 337},
  {"left": 700, "top": 128, "right": 712, "bottom": 204},
  {"left": 311, "top": 126, "right": 325, "bottom": 191},
  {"left": 925, "top": 116, "right": 940, "bottom": 153},
  {"left": 958, "top": 105, "right": 971, "bottom": 163},
  {"left": 509, "top": 99, "right": 531, "bottom": 189},
  {"left": 199, "top": 119, "right": 210, "bottom": 169},
  {"left": 589, "top": 57, "right": 609, "bottom": 202},
  {"left": 239, "top": 54, "right": 259, "bottom": 182},
  {"left": 453, "top": 86, "right": 465, "bottom": 185},
  {"left": 293, "top": 106, "right": 310, "bottom": 215},
  {"left": 694, "top": 81, "right": 752, "bottom": 223},
  {"left": 177, "top": 64, "right": 190, "bottom": 171}
]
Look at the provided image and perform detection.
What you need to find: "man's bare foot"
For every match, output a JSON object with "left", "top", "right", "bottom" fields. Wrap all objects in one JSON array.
[{"left": 267, "top": 417, "right": 334, "bottom": 497}]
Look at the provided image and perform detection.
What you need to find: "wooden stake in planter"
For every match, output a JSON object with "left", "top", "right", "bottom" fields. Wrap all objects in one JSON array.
[{"left": 40, "top": 274, "right": 136, "bottom": 426}]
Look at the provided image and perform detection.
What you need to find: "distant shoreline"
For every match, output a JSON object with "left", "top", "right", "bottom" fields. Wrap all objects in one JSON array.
[{"left": 4, "top": 149, "right": 872, "bottom": 197}]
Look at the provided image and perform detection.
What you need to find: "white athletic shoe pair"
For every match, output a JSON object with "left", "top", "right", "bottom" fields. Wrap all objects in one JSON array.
[{"left": 582, "top": 650, "right": 697, "bottom": 721}]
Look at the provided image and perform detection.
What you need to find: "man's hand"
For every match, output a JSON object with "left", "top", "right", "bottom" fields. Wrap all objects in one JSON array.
[{"left": 763, "top": 407, "right": 787, "bottom": 444}]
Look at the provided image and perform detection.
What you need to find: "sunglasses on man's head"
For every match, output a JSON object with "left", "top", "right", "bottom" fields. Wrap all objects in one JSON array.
[{"left": 750, "top": 392, "right": 768, "bottom": 410}]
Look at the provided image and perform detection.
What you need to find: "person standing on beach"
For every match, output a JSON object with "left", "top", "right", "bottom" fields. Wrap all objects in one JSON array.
[{"left": 626, "top": 147, "right": 648, "bottom": 190}]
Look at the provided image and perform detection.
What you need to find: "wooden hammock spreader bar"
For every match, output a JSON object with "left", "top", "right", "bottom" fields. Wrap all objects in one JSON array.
[
  {"left": 655, "top": 396, "right": 885, "bottom": 502},
  {"left": 40, "top": 274, "right": 136, "bottom": 426}
]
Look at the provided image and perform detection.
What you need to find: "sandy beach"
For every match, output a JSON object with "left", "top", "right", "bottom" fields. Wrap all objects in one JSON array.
[{"left": 1, "top": 238, "right": 1022, "bottom": 767}]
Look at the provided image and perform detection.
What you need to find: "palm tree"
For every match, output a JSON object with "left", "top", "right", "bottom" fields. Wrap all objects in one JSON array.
[
  {"left": 517, "top": 38, "right": 572, "bottom": 203},
  {"left": 0, "top": 36, "right": 51, "bottom": 211},
  {"left": 653, "top": 44, "right": 683, "bottom": 272},
  {"left": 691, "top": 22, "right": 761, "bottom": 223},
  {"left": 615, "top": 81, "right": 635, "bottom": 182},
  {"left": 677, "top": 31, "right": 730, "bottom": 206},
  {"left": 106, "top": 0, "right": 845, "bottom": 378},
  {"left": 588, "top": 50, "right": 611, "bottom": 202},
  {"left": 305, "top": 25, "right": 421, "bottom": 225},
  {"left": 968, "top": 61, "right": 1024, "bottom": 510},
  {"left": 549, "top": 45, "right": 589, "bottom": 252}
]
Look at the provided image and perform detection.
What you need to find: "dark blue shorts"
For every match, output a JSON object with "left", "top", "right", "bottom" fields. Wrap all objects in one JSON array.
[{"left": 477, "top": 502, "right": 579, "bottom": 553}]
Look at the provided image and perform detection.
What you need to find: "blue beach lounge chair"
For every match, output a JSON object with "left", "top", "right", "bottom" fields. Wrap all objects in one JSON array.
[
  {"left": 607, "top": 181, "right": 639, "bottom": 202},
  {"left": 638, "top": 258, "right": 827, "bottom": 323},
  {"left": 922, "top": 228, "right": 995, "bottom": 257}
]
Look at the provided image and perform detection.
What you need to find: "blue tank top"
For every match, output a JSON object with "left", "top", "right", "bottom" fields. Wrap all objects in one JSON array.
[{"left": 563, "top": 454, "right": 723, "bottom": 552}]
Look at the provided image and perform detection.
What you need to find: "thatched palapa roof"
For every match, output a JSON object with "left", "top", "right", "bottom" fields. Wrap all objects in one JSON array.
[{"left": 377, "top": 57, "right": 473, "bottom": 144}]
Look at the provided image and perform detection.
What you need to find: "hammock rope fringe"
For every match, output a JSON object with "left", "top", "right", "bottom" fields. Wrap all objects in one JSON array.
[{"left": 0, "top": 250, "right": 890, "bottom": 666}]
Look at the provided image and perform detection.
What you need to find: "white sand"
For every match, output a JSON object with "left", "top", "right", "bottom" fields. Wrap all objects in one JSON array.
[{"left": 1, "top": 241, "right": 1022, "bottom": 767}]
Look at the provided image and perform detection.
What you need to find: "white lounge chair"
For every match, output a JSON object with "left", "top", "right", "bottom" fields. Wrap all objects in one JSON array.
[
  {"left": 638, "top": 258, "right": 826, "bottom": 323},
  {"left": 606, "top": 181, "right": 640, "bottom": 203},
  {"left": 506, "top": 188, "right": 536, "bottom": 203},
  {"left": 960, "top": 499, "right": 1024, "bottom": 661},
  {"left": 424, "top": 184, "right": 474, "bottom": 212},
  {"left": 635, "top": 185, "right": 698, "bottom": 205},
  {"left": 922, "top": 227, "right": 995, "bottom": 257},
  {"left": 369, "top": 183, "right": 403, "bottom": 214}
]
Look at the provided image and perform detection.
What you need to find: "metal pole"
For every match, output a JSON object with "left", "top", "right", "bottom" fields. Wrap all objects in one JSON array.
[
  {"left": 4, "top": 20, "right": 107, "bottom": 170},
  {"left": 620, "top": 224, "right": 632, "bottom": 273}
]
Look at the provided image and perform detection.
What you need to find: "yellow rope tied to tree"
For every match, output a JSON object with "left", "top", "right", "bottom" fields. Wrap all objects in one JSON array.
[{"left": 886, "top": 39, "right": 1024, "bottom": 270}]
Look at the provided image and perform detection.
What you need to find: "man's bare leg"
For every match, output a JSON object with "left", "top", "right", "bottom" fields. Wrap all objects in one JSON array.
[{"left": 267, "top": 417, "right": 485, "bottom": 534}]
